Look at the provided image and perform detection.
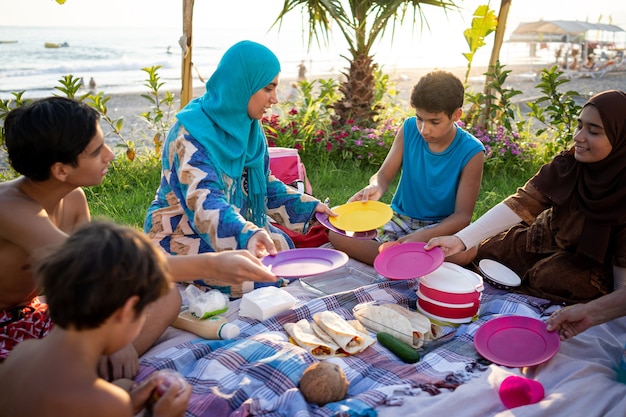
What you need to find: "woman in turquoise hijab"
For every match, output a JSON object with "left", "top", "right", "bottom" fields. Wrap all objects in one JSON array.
[{"left": 144, "top": 40, "right": 331, "bottom": 298}]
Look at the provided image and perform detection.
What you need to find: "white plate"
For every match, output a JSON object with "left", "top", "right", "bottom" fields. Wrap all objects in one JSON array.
[{"left": 479, "top": 259, "right": 521, "bottom": 288}]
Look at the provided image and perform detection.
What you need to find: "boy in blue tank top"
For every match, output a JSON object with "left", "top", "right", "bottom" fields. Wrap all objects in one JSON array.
[{"left": 329, "top": 70, "right": 485, "bottom": 265}]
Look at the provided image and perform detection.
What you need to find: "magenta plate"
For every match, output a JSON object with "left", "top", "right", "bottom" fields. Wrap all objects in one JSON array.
[
  {"left": 474, "top": 316, "right": 560, "bottom": 367},
  {"left": 373, "top": 242, "right": 444, "bottom": 280},
  {"left": 315, "top": 211, "right": 378, "bottom": 240},
  {"left": 261, "top": 248, "right": 349, "bottom": 278}
]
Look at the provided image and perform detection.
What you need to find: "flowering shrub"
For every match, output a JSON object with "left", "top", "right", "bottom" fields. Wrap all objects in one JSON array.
[
  {"left": 458, "top": 121, "right": 536, "bottom": 167},
  {"left": 262, "top": 110, "right": 399, "bottom": 167}
]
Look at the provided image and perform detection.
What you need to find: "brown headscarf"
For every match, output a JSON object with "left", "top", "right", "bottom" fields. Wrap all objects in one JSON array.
[{"left": 530, "top": 90, "right": 626, "bottom": 263}]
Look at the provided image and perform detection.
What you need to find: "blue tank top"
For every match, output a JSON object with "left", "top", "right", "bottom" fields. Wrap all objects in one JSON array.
[{"left": 390, "top": 116, "right": 485, "bottom": 221}]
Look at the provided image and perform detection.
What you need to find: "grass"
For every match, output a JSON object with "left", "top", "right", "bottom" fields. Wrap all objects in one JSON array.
[{"left": 86, "top": 150, "right": 541, "bottom": 229}]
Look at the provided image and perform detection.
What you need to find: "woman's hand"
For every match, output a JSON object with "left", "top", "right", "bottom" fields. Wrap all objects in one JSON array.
[
  {"left": 314, "top": 202, "right": 336, "bottom": 218},
  {"left": 423, "top": 235, "right": 466, "bottom": 257},
  {"left": 247, "top": 229, "right": 277, "bottom": 257},
  {"left": 546, "top": 304, "right": 594, "bottom": 341}
]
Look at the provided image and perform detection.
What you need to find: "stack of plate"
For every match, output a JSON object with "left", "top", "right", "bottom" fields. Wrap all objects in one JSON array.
[{"left": 478, "top": 259, "right": 521, "bottom": 290}]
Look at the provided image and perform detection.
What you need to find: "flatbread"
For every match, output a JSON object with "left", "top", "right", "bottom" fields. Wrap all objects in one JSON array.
[
  {"left": 284, "top": 319, "right": 340, "bottom": 359},
  {"left": 354, "top": 303, "right": 442, "bottom": 348},
  {"left": 383, "top": 304, "right": 443, "bottom": 341},
  {"left": 313, "top": 311, "right": 375, "bottom": 355}
]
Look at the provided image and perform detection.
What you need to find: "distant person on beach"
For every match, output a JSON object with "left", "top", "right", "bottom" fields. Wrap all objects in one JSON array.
[
  {"left": 88, "top": 77, "right": 96, "bottom": 92},
  {"left": 328, "top": 70, "right": 485, "bottom": 266},
  {"left": 0, "top": 97, "right": 276, "bottom": 372},
  {"left": 144, "top": 40, "right": 333, "bottom": 298},
  {"left": 297, "top": 60, "right": 307, "bottom": 81},
  {"left": 425, "top": 90, "right": 626, "bottom": 306},
  {"left": 0, "top": 221, "right": 191, "bottom": 417},
  {"left": 287, "top": 81, "right": 299, "bottom": 102}
]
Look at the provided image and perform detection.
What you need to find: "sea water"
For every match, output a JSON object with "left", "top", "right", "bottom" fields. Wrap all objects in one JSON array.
[
  {"left": 0, "top": 25, "right": 358, "bottom": 100},
  {"left": 0, "top": 25, "right": 542, "bottom": 100},
  {"left": 0, "top": 26, "right": 221, "bottom": 99}
]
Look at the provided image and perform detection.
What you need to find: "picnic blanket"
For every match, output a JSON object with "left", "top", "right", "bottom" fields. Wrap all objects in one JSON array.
[{"left": 137, "top": 269, "right": 570, "bottom": 417}]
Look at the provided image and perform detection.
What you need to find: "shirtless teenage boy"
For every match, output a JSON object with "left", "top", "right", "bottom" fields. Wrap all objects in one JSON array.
[
  {"left": 0, "top": 96, "right": 277, "bottom": 375},
  {"left": 0, "top": 221, "right": 192, "bottom": 417}
]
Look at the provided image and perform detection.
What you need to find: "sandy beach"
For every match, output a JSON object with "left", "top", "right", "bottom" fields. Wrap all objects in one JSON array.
[{"left": 101, "top": 61, "right": 625, "bottom": 145}]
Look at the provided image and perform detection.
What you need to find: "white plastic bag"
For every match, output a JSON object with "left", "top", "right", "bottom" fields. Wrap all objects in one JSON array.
[{"left": 185, "top": 285, "right": 229, "bottom": 319}]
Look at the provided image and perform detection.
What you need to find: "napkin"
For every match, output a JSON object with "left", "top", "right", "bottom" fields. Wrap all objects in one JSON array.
[{"left": 239, "top": 286, "right": 296, "bottom": 321}]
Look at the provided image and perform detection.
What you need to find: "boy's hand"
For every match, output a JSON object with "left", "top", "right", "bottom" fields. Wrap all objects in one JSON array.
[
  {"left": 129, "top": 376, "right": 159, "bottom": 415},
  {"left": 149, "top": 375, "right": 192, "bottom": 417},
  {"left": 208, "top": 250, "right": 277, "bottom": 284},
  {"left": 348, "top": 184, "right": 381, "bottom": 203},
  {"left": 98, "top": 344, "right": 139, "bottom": 380}
]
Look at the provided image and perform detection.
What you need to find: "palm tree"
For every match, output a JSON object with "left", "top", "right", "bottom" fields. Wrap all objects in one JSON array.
[{"left": 273, "top": 0, "right": 460, "bottom": 126}]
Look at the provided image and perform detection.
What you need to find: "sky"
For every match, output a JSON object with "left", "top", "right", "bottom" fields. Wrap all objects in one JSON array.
[
  {"left": 2, "top": 0, "right": 624, "bottom": 29},
  {"left": 2, "top": 0, "right": 625, "bottom": 68}
]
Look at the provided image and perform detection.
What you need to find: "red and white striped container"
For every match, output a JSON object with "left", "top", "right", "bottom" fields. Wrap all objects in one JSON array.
[{"left": 417, "top": 262, "right": 484, "bottom": 324}]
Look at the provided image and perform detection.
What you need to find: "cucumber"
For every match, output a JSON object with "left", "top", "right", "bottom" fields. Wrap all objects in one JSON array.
[{"left": 377, "top": 332, "right": 420, "bottom": 364}]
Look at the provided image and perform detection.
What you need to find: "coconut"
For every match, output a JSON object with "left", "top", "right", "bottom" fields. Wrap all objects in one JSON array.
[{"left": 299, "top": 362, "right": 349, "bottom": 406}]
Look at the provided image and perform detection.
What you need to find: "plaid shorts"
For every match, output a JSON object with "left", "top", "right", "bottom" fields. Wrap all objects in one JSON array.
[
  {"left": 0, "top": 297, "right": 53, "bottom": 362},
  {"left": 377, "top": 212, "right": 438, "bottom": 243}
]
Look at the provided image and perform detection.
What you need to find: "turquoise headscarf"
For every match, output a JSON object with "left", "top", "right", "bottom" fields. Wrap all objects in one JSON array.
[{"left": 175, "top": 40, "right": 280, "bottom": 227}]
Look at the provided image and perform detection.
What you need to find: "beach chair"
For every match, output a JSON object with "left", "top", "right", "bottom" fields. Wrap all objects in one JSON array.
[{"left": 268, "top": 146, "right": 312, "bottom": 194}]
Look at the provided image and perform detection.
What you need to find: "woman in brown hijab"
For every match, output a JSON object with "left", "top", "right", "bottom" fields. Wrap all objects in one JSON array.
[{"left": 425, "top": 90, "right": 626, "bottom": 305}]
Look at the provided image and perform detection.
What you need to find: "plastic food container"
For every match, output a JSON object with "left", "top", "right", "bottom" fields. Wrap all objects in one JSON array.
[
  {"left": 418, "top": 262, "right": 484, "bottom": 304},
  {"left": 416, "top": 290, "right": 480, "bottom": 319},
  {"left": 416, "top": 303, "right": 477, "bottom": 325}
]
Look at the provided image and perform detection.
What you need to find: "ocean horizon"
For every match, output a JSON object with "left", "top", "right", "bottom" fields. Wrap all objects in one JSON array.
[{"left": 0, "top": 25, "right": 553, "bottom": 100}]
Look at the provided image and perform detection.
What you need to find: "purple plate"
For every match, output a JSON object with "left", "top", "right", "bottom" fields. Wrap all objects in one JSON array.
[
  {"left": 261, "top": 248, "right": 349, "bottom": 278},
  {"left": 315, "top": 211, "right": 378, "bottom": 240}
]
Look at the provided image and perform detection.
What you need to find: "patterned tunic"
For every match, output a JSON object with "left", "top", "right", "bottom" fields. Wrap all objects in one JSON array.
[{"left": 144, "top": 129, "right": 319, "bottom": 296}]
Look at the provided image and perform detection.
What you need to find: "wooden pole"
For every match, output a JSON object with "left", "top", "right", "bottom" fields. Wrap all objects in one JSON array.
[
  {"left": 181, "top": 0, "right": 194, "bottom": 109},
  {"left": 481, "top": 0, "right": 512, "bottom": 128},
  {"left": 487, "top": 0, "right": 512, "bottom": 71}
]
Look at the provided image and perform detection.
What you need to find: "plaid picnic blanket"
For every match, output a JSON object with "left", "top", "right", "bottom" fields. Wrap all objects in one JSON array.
[{"left": 137, "top": 279, "right": 560, "bottom": 417}]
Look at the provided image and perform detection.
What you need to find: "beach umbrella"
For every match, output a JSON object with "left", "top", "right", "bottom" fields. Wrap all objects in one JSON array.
[{"left": 181, "top": 0, "right": 194, "bottom": 109}]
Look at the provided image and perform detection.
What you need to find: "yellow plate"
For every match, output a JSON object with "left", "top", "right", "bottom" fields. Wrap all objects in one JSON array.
[{"left": 329, "top": 201, "right": 393, "bottom": 232}]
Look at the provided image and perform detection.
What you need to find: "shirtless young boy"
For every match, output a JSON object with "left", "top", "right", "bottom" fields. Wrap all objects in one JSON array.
[
  {"left": 0, "top": 221, "right": 192, "bottom": 417},
  {"left": 0, "top": 96, "right": 276, "bottom": 375}
]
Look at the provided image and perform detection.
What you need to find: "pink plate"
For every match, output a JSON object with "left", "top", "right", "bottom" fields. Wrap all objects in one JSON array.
[
  {"left": 474, "top": 316, "right": 560, "bottom": 367},
  {"left": 261, "top": 248, "right": 348, "bottom": 278},
  {"left": 315, "top": 211, "right": 378, "bottom": 240},
  {"left": 373, "top": 242, "right": 444, "bottom": 280}
]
